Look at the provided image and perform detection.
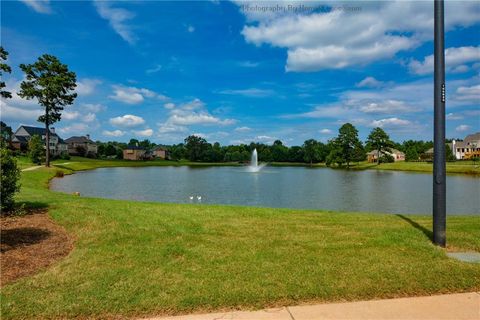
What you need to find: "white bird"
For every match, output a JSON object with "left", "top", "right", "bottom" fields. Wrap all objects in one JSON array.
[
  {"left": 197, "top": 196, "right": 202, "bottom": 201},
  {"left": 189, "top": 196, "right": 194, "bottom": 200}
]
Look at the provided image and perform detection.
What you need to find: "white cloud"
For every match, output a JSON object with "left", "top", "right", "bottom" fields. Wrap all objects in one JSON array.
[
  {"left": 19, "top": 0, "right": 52, "bottom": 14},
  {"left": 456, "top": 124, "right": 471, "bottom": 132},
  {"left": 164, "top": 102, "right": 175, "bottom": 109},
  {"left": 109, "top": 114, "right": 145, "bottom": 128},
  {"left": 146, "top": 64, "right": 162, "bottom": 74},
  {"left": 62, "top": 110, "right": 80, "bottom": 120},
  {"left": 0, "top": 100, "right": 42, "bottom": 122},
  {"left": 93, "top": 1, "right": 136, "bottom": 45},
  {"left": 187, "top": 25, "right": 195, "bottom": 33},
  {"left": 356, "top": 77, "right": 384, "bottom": 88},
  {"left": 82, "top": 103, "right": 107, "bottom": 113},
  {"left": 235, "top": 126, "right": 252, "bottom": 132},
  {"left": 409, "top": 46, "right": 480, "bottom": 75},
  {"left": 103, "top": 129, "right": 125, "bottom": 137},
  {"left": 370, "top": 117, "right": 411, "bottom": 128},
  {"left": 359, "top": 100, "right": 414, "bottom": 114},
  {"left": 455, "top": 84, "right": 480, "bottom": 103},
  {"left": 76, "top": 78, "right": 102, "bottom": 96},
  {"left": 132, "top": 128, "right": 153, "bottom": 137},
  {"left": 109, "top": 85, "right": 168, "bottom": 104},
  {"left": 157, "top": 98, "right": 236, "bottom": 135},
  {"left": 319, "top": 128, "right": 333, "bottom": 134},
  {"left": 239, "top": 2, "right": 480, "bottom": 72},
  {"left": 446, "top": 113, "right": 463, "bottom": 120},
  {"left": 238, "top": 61, "right": 259, "bottom": 68},
  {"left": 218, "top": 88, "right": 274, "bottom": 97},
  {"left": 57, "top": 123, "right": 89, "bottom": 135},
  {"left": 82, "top": 113, "right": 96, "bottom": 123}
]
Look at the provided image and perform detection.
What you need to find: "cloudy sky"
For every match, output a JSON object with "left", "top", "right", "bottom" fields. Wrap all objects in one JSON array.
[{"left": 1, "top": 0, "right": 479, "bottom": 145}]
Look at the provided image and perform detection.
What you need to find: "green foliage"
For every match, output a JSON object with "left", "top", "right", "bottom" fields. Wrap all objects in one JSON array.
[
  {"left": 0, "top": 46, "right": 12, "bottom": 99},
  {"left": 366, "top": 127, "right": 394, "bottom": 164},
  {"left": 445, "top": 144, "right": 456, "bottom": 162},
  {"left": 405, "top": 147, "right": 419, "bottom": 161},
  {"left": 0, "top": 146, "right": 21, "bottom": 211},
  {"left": 184, "top": 135, "right": 210, "bottom": 161},
  {"left": 302, "top": 139, "right": 322, "bottom": 165},
  {"left": 1, "top": 121, "right": 13, "bottom": 143},
  {"left": 28, "top": 135, "right": 44, "bottom": 164},
  {"left": 328, "top": 123, "right": 364, "bottom": 168},
  {"left": 379, "top": 153, "right": 395, "bottom": 163},
  {"left": 19, "top": 54, "right": 77, "bottom": 166}
]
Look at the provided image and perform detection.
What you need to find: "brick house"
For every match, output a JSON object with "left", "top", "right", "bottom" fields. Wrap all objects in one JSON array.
[
  {"left": 123, "top": 145, "right": 146, "bottom": 160},
  {"left": 65, "top": 135, "right": 98, "bottom": 156}
]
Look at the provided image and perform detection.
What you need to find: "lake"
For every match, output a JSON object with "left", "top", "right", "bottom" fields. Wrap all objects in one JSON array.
[{"left": 50, "top": 166, "right": 480, "bottom": 215}]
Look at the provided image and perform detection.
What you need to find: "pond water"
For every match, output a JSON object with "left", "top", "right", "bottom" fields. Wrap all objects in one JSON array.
[{"left": 50, "top": 166, "right": 480, "bottom": 215}]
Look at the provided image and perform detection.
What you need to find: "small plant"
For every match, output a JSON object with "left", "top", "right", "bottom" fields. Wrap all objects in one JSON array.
[{"left": 55, "top": 170, "right": 64, "bottom": 178}]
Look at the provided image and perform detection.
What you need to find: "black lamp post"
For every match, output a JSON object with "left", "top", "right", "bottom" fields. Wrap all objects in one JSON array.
[{"left": 433, "top": 0, "right": 446, "bottom": 247}]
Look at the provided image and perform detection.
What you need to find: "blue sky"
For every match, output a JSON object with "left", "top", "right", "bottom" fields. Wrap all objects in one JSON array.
[{"left": 1, "top": 0, "right": 479, "bottom": 145}]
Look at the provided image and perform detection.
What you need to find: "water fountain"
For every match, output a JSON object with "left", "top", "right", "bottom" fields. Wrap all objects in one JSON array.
[{"left": 247, "top": 148, "right": 265, "bottom": 172}]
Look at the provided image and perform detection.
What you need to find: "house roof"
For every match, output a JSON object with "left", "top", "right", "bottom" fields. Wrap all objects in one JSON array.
[
  {"left": 367, "top": 148, "right": 404, "bottom": 156},
  {"left": 18, "top": 126, "right": 59, "bottom": 137},
  {"left": 125, "top": 145, "right": 145, "bottom": 150},
  {"left": 464, "top": 132, "right": 480, "bottom": 143},
  {"left": 12, "top": 135, "right": 29, "bottom": 143},
  {"left": 65, "top": 136, "right": 95, "bottom": 144}
]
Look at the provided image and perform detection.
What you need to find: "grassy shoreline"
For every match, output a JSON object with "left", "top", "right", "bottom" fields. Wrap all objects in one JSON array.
[
  {"left": 0, "top": 165, "right": 479, "bottom": 319},
  {"left": 33, "top": 156, "right": 480, "bottom": 175}
]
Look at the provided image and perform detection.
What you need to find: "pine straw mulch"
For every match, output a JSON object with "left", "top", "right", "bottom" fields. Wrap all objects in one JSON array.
[{"left": 1, "top": 208, "right": 74, "bottom": 286}]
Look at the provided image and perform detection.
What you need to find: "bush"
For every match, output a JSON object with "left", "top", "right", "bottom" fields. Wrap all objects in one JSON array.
[
  {"left": 379, "top": 153, "right": 395, "bottom": 163},
  {"left": 55, "top": 170, "right": 64, "bottom": 178},
  {"left": 28, "top": 134, "right": 44, "bottom": 164},
  {"left": 59, "top": 152, "right": 70, "bottom": 160},
  {"left": 1, "top": 146, "right": 21, "bottom": 212}
]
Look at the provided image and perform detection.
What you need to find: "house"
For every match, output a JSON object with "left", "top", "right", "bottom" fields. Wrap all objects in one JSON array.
[
  {"left": 367, "top": 148, "right": 405, "bottom": 162},
  {"left": 153, "top": 146, "right": 168, "bottom": 159},
  {"left": 449, "top": 132, "right": 480, "bottom": 160},
  {"left": 123, "top": 145, "right": 146, "bottom": 160},
  {"left": 65, "top": 135, "right": 98, "bottom": 156},
  {"left": 12, "top": 126, "right": 67, "bottom": 155}
]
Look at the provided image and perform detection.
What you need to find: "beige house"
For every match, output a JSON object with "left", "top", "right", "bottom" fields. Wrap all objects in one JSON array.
[
  {"left": 449, "top": 132, "right": 480, "bottom": 160},
  {"left": 65, "top": 135, "right": 97, "bottom": 156},
  {"left": 153, "top": 146, "right": 168, "bottom": 159},
  {"left": 123, "top": 145, "right": 146, "bottom": 160},
  {"left": 367, "top": 148, "right": 405, "bottom": 162}
]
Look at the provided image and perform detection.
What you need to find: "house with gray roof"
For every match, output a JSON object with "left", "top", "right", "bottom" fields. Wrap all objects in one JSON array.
[
  {"left": 12, "top": 125, "right": 67, "bottom": 155},
  {"left": 65, "top": 135, "right": 98, "bottom": 156}
]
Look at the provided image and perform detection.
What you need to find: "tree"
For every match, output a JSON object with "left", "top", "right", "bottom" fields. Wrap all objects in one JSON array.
[
  {"left": 19, "top": 54, "right": 77, "bottom": 167},
  {"left": 303, "top": 139, "right": 321, "bottom": 165},
  {"left": 405, "top": 147, "right": 419, "bottom": 161},
  {"left": 1, "top": 146, "right": 21, "bottom": 212},
  {"left": 334, "top": 123, "right": 363, "bottom": 168},
  {"left": 184, "top": 135, "right": 209, "bottom": 161},
  {"left": 366, "top": 127, "right": 394, "bottom": 165},
  {"left": 0, "top": 46, "right": 12, "bottom": 99},
  {"left": 0, "top": 121, "right": 13, "bottom": 145},
  {"left": 28, "top": 135, "right": 44, "bottom": 164}
]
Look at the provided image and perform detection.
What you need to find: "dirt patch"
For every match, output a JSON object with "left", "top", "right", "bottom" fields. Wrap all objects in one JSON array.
[{"left": 1, "top": 209, "right": 73, "bottom": 286}]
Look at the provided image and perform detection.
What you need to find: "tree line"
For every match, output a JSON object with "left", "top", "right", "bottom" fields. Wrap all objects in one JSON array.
[{"left": 93, "top": 124, "right": 453, "bottom": 167}]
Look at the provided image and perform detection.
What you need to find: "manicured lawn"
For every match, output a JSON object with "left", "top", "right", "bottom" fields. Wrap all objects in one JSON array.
[
  {"left": 348, "top": 160, "right": 480, "bottom": 175},
  {"left": 1, "top": 167, "right": 479, "bottom": 319}
]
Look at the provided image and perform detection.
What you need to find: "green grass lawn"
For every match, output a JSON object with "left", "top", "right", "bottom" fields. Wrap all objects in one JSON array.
[
  {"left": 1, "top": 167, "right": 479, "bottom": 319},
  {"left": 348, "top": 160, "right": 480, "bottom": 175}
]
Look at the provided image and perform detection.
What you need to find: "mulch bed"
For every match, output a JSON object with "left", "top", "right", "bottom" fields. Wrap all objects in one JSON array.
[{"left": 1, "top": 209, "right": 73, "bottom": 286}]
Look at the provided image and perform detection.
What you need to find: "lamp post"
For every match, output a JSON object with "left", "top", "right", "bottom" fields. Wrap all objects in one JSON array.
[{"left": 433, "top": 0, "right": 446, "bottom": 247}]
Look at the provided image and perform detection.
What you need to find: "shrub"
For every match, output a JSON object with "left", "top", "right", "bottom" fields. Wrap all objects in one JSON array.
[
  {"left": 28, "top": 134, "right": 44, "bottom": 164},
  {"left": 379, "top": 153, "right": 395, "bottom": 163},
  {"left": 59, "top": 152, "right": 70, "bottom": 160},
  {"left": 55, "top": 170, "right": 64, "bottom": 178},
  {"left": 0, "top": 146, "right": 21, "bottom": 212}
]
